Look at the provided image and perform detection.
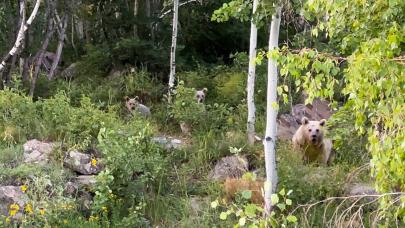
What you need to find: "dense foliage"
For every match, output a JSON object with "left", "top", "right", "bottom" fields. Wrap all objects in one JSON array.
[{"left": 0, "top": 0, "right": 404, "bottom": 227}]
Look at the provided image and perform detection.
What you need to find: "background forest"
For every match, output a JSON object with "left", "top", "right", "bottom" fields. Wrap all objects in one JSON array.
[{"left": 0, "top": 0, "right": 404, "bottom": 227}]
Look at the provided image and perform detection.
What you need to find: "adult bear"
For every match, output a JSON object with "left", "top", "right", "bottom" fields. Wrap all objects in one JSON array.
[{"left": 292, "top": 117, "right": 333, "bottom": 165}]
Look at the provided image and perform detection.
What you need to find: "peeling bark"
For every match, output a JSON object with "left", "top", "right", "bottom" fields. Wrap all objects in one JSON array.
[
  {"left": 0, "top": 0, "right": 41, "bottom": 73},
  {"left": 168, "top": 0, "right": 179, "bottom": 101},
  {"left": 263, "top": 6, "right": 282, "bottom": 215},
  {"left": 247, "top": 0, "right": 259, "bottom": 145}
]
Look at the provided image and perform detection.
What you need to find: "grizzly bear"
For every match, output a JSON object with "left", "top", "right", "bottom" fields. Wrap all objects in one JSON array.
[
  {"left": 292, "top": 117, "right": 333, "bottom": 165},
  {"left": 224, "top": 178, "right": 264, "bottom": 205},
  {"left": 124, "top": 96, "right": 151, "bottom": 117},
  {"left": 195, "top": 88, "right": 207, "bottom": 103}
]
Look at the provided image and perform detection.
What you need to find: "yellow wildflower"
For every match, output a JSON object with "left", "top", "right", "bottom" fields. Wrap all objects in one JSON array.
[
  {"left": 91, "top": 159, "right": 97, "bottom": 167},
  {"left": 24, "top": 203, "right": 33, "bottom": 214},
  {"left": 5, "top": 217, "right": 11, "bottom": 223},
  {"left": 63, "top": 219, "right": 68, "bottom": 224},
  {"left": 9, "top": 204, "right": 20, "bottom": 217},
  {"left": 20, "top": 185, "right": 28, "bottom": 193},
  {"left": 89, "top": 215, "right": 99, "bottom": 222},
  {"left": 102, "top": 206, "right": 108, "bottom": 213},
  {"left": 39, "top": 208, "right": 45, "bottom": 215}
]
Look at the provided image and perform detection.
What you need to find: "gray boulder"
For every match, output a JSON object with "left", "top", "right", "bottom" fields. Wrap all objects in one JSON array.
[
  {"left": 152, "top": 136, "right": 184, "bottom": 150},
  {"left": 64, "top": 151, "right": 103, "bottom": 175},
  {"left": 345, "top": 183, "right": 378, "bottom": 203},
  {"left": 23, "top": 139, "right": 56, "bottom": 164},
  {"left": 0, "top": 186, "right": 29, "bottom": 218},
  {"left": 75, "top": 175, "right": 97, "bottom": 189},
  {"left": 208, "top": 155, "right": 249, "bottom": 181}
]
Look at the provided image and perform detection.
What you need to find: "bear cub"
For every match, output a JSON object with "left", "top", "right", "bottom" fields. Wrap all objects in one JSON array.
[
  {"left": 124, "top": 96, "right": 151, "bottom": 117},
  {"left": 195, "top": 88, "right": 208, "bottom": 103},
  {"left": 292, "top": 117, "right": 333, "bottom": 165}
]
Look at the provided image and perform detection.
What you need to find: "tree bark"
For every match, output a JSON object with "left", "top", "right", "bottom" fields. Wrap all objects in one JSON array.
[
  {"left": 133, "top": 0, "right": 139, "bottom": 38},
  {"left": 29, "top": 0, "right": 55, "bottom": 97},
  {"left": 0, "top": 0, "right": 41, "bottom": 73},
  {"left": 2, "top": 0, "right": 23, "bottom": 86},
  {"left": 168, "top": 0, "right": 179, "bottom": 101},
  {"left": 263, "top": 6, "right": 282, "bottom": 215},
  {"left": 48, "top": 11, "right": 68, "bottom": 80},
  {"left": 247, "top": 0, "right": 259, "bottom": 145}
]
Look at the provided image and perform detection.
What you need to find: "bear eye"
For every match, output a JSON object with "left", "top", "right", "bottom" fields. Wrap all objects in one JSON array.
[
  {"left": 308, "top": 129, "right": 312, "bottom": 132},
  {"left": 316, "top": 129, "right": 319, "bottom": 132}
]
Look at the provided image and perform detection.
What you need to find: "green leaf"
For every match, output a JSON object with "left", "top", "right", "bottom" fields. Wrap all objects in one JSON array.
[
  {"left": 242, "top": 190, "right": 252, "bottom": 199},
  {"left": 271, "top": 194, "right": 279, "bottom": 204},
  {"left": 287, "top": 215, "right": 298, "bottom": 223},
  {"left": 286, "top": 199, "right": 292, "bottom": 205},
  {"left": 245, "top": 204, "right": 257, "bottom": 218},
  {"left": 279, "top": 188, "right": 285, "bottom": 196},
  {"left": 277, "top": 203, "right": 286, "bottom": 211}
]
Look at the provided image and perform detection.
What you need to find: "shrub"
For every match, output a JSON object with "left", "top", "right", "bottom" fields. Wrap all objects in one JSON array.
[
  {"left": 0, "top": 89, "right": 41, "bottom": 143},
  {"left": 93, "top": 120, "right": 166, "bottom": 222},
  {"left": 39, "top": 91, "right": 120, "bottom": 148},
  {"left": 327, "top": 102, "right": 369, "bottom": 166},
  {"left": 170, "top": 82, "right": 206, "bottom": 127}
]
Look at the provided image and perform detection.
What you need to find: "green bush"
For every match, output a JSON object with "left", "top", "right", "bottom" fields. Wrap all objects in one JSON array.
[
  {"left": 277, "top": 142, "right": 347, "bottom": 204},
  {"left": 327, "top": 102, "right": 369, "bottom": 166},
  {"left": 170, "top": 82, "right": 206, "bottom": 127},
  {"left": 93, "top": 120, "right": 166, "bottom": 224},
  {"left": 39, "top": 91, "right": 119, "bottom": 148},
  {"left": 0, "top": 89, "right": 41, "bottom": 143}
]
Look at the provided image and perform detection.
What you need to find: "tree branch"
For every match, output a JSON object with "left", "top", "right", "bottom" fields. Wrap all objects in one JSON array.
[
  {"left": 159, "top": 0, "right": 200, "bottom": 19},
  {"left": 0, "top": 0, "right": 41, "bottom": 73}
]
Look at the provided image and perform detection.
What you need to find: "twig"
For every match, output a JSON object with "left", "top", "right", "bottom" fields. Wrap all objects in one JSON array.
[
  {"left": 159, "top": 0, "right": 201, "bottom": 19},
  {"left": 291, "top": 192, "right": 405, "bottom": 227}
]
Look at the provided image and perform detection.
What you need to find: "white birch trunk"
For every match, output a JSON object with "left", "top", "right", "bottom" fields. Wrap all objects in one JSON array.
[
  {"left": 263, "top": 6, "right": 282, "bottom": 215},
  {"left": 168, "top": 0, "right": 179, "bottom": 98},
  {"left": 133, "top": 0, "right": 138, "bottom": 38},
  {"left": 48, "top": 14, "right": 68, "bottom": 80},
  {"left": 0, "top": 0, "right": 41, "bottom": 73},
  {"left": 247, "top": 0, "right": 259, "bottom": 145}
]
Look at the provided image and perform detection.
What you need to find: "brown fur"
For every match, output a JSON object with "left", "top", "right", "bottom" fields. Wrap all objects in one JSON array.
[
  {"left": 224, "top": 178, "right": 264, "bottom": 205},
  {"left": 124, "top": 96, "right": 151, "bottom": 117},
  {"left": 292, "top": 117, "right": 333, "bottom": 165}
]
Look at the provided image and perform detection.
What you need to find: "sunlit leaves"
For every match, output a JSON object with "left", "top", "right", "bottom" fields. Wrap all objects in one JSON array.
[{"left": 211, "top": 0, "right": 252, "bottom": 23}]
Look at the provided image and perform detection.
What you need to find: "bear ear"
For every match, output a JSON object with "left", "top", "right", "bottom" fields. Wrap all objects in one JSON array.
[
  {"left": 134, "top": 96, "right": 139, "bottom": 101},
  {"left": 124, "top": 96, "right": 130, "bottom": 101},
  {"left": 203, "top": 88, "right": 208, "bottom": 93},
  {"left": 320, "top": 119, "right": 326, "bottom": 126},
  {"left": 302, "top": 117, "right": 309, "bottom": 125}
]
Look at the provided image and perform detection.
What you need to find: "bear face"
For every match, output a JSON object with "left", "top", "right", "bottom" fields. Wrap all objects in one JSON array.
[
  {"left": 124, "top": 96, "right": 151, "bottom": 117},
  {"left": 124, "top": 96, "right": 139, "bottom": 112},
  {"left": 301, "top": 117, "right": 326, "bottom": 146},
  {"left": 195, "top": 88, "right": 207, "bottom": 103}
]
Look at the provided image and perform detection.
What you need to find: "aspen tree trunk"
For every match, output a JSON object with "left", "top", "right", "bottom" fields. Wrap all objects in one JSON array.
[
  {"left": 263, "top": 6, "right": 281, "bottom": 215},
  {"left": 48, "top": 12, "right": 68, "bottom": 79},
  {"left": 247, "top": 0, "right": 259, "bottom": 145},
  {"left": 133, "top": 0, "right": 138, "bottom": 38},
  {"left": 168, "top": 0, "right": 179, "bottom": 100},
  {"left": 0, "top": 0, "right": 41, "bottom": 73}
]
